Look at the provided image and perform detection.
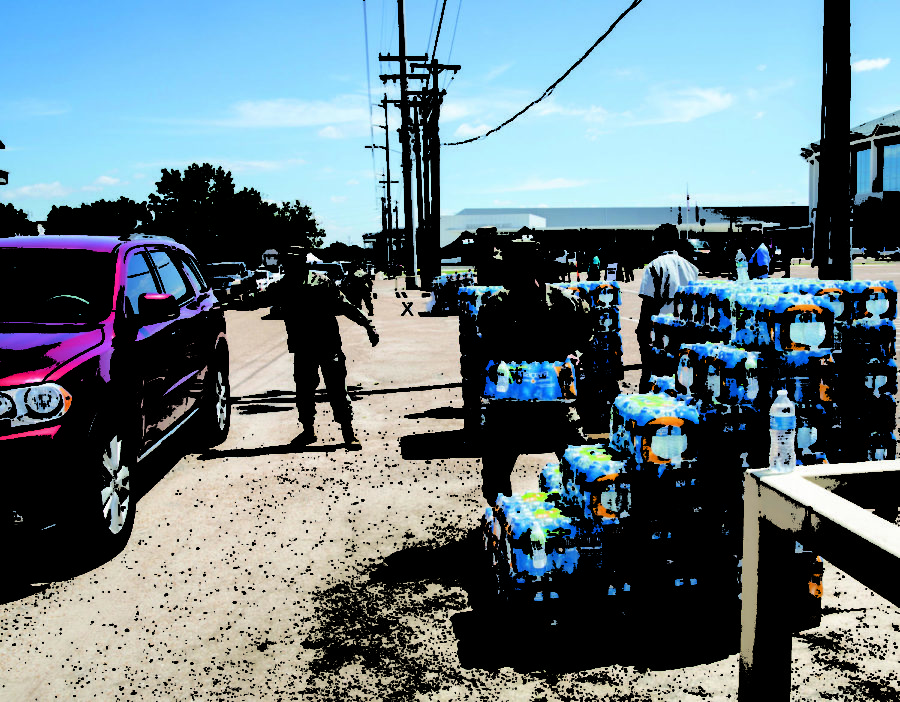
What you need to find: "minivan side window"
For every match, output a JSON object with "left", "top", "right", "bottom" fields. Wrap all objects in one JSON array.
[
  {"left": 124, "top": 250, "right": 161, "bottom": 316},
  {"left": 149, "top": 250, "right": 191, "bottom": 304},
  {"left": 181, "top": 255, "right": 208, "bottom": 291},
  {"left": 175, "top": 254, "right": 204, "bottom": 296}
]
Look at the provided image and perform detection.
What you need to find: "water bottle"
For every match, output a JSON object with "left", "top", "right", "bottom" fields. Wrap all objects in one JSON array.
[
  {"left": 736, "top": 249, "right": 749, "bottom": 284},
  {"left": 769, "top": 389, "right": 796, "bottom": 471},
  {"left": 496, "top": 361, "right": 511, "bottom": 394}
]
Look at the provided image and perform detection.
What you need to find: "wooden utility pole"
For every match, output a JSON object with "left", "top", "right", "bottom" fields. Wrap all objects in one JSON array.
[
  {"left": 814, "top": 1, "right": 851, "bottom": 280},
  {"left": 411, "top": 59, "right": 459, "bottom": 291},
  {"left": 375, "top": 0, "right": 427, "bottom": 288}
]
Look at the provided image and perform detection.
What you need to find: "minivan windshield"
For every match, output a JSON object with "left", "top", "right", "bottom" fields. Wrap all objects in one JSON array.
[{"left": 0, "top": 249, "right": 114, "bottom": 323}]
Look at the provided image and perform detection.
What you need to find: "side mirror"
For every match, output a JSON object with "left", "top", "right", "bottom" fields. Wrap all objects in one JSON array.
[{"left": 138, "top": 293, "right": 179, "bottom": 322}]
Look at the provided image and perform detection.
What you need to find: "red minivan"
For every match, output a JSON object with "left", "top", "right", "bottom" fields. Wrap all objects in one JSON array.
[{"left": 0, "top": 234, "right": 230, "bottom": 551}]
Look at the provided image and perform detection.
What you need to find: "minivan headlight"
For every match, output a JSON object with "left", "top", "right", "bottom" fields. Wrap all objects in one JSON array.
[{"left": 0, "top": 383, "right": 72, "bottom": 428}]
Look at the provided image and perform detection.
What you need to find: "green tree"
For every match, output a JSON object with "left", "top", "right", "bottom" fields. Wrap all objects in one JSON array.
[
  {"left": 270, "top": 199, "right": 326, "bottom": 254},
  {"left": 0, "top": 202, "right": 35, "bottom": 237},
  {"left": 46, "top": 197, "right": 150, "bottom": 236},
  {"left": 146, "top": 163, "right": 325, "bottom": 265}
]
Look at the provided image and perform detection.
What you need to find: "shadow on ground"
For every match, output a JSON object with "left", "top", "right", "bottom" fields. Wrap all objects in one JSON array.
[
  {"left": 232, "top": 383, "right": 463, "bottom": 417},
  {"left": 301, "top": 528, "right": 741, "bottom": 688},
  {"left": 399, "top": 429, "right": 481, "bottom": 460},
  {"left": 0, "top": 427, "right": 196, "bottom": 602}
]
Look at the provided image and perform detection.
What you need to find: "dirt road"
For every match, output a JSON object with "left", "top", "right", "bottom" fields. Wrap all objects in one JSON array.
[{"left": 1, "top": 267, "right": 899, "bottom": 700}]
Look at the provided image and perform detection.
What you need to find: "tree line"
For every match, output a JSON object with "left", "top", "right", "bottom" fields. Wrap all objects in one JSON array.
[{"left": 0, "top": 163, "right": 335, "bottom": 266}]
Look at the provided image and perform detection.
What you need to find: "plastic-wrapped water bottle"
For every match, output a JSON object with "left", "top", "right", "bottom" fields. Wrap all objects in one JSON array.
[
  {"left": 769, "top": 389, "right": 796, "bottom": 471},
  {"left": 496, "top": 361, "right": 511, "bottom": 394},
  {"left": 736, "top": 249, "right": 749, "bottom": 284}
]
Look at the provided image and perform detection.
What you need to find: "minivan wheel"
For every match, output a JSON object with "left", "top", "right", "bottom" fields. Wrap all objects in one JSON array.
[{"left": 201, "top": 351, "right": 231, "bottom": 447}]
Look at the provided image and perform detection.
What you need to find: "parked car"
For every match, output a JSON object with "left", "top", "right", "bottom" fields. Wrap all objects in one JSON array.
[
  {"left": 851, "top": 247, "right": 867, "bottom": 259},
  {"left": 0, "top": 235, "right": 230, "bottom": 552},
  {"left": 309, "top": 261, "right": 346, "bottom": 286},
  {"left": 875, "top": 246, "right": 900, "bottom": 260},
  {"left": 253, "top": 267, "right": 282, "bottom": 293},
  {"left": 206, "top": 261, "right": 255, "bottom": 305},
  {"left": 686, "top": 238, "right": 711, "bottom": 270}
]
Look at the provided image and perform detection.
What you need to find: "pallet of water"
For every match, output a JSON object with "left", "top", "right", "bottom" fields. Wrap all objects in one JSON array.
[
  {"left": 674, "top": 343, "right": 761, "bottom": 405},
  {"left": 482, "top": 492, "right": 580, "bottom": 602},
  {"left": 482, "top": 360, "right": 578, "bottom": 401},
  {"left": 609, "top": 393, "right": 699, "bottom": 467}
]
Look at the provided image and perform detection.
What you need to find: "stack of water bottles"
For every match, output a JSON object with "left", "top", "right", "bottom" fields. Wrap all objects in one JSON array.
[
  {"left": 481, "top": 443, "right": 635, "bottom": 603},
  {"left": 606, "top": 392, "right": 728, "bottom": 599},
  {"left": 430, "top": 272, "right": 475, "bottom": 315},
  {"left": 654, "top": 274, "right": 897, "bottom": 466},
  {"left": 482, "top": 491, "right": 580, "bottom": 602},
  {"left": 482, "top": 360, "right": 578, "bottom": 401}
]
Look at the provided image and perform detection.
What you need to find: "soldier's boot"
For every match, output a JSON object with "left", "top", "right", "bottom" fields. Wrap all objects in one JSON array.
[
  {"left": 294, "top": 411, "right": 317, "bottom": 445},
  {"left": 341, "top": 425, "right": 362, "bottom": 451}
]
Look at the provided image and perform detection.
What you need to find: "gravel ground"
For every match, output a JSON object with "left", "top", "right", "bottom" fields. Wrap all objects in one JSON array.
[{"left": 1, "top": 264, "right": 900, "bottom": 700}]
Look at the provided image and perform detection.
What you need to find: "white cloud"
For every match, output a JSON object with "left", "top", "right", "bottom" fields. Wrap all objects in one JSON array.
[
  {"left": 318, "top": 126, "right": 343, "bottom": 139},
  {"left": 454, "top": 123, "right": 490, "bottom": 138},
  {"left": 665, "top": 188, "right": 805, "bottom": 206},
  {"left": 214, "top": 96, "right": 369, "bottom": 128},
  {"left": 81, "top": 185, "right": 102, "bottom": 192},
  {"left": 95, "top": 175, "right": 120, "bottom": 186},
  {"left": 754, "top": 111, "right": 765, "bottom": 119},
  {"left": 757, "top": 64, "right": 767, "bottom": 72},
  {"left": 852, "top": 58, "right": 891, "bottom": 73},
  {"left": 330, "top": 196, "right": 348, "bottom": 203},
  {"left": 346, "top": 179, "right": 360, "bottom": 186},
  {"left": 6, "top": 99, "right": 70, "bottom": 117},
  {"left": 493, "top": 178, "right": 590, "bottom": 193},
  {"left": 133, "top": 173, "right": 146, "bottom": 180},
  {"left": 2, "top": 182, "right": 72, "bottom": 199},
  {"left": 484, "top": 63, "right": 513, "bottom": 82},
  {"left": 637, "top": 87, "right": 734, "bottom": 125}
]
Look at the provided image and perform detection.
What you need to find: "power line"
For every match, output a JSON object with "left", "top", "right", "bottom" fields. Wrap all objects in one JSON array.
[
  {"left": 432, "top": 0, "right": 449, "bottom": 62},
  {"left": 362, "top": 0, "right": 380, "bottom": 209},
  {"left": 425, "top": 0, "right": 441, "bottom": 57},
  {"left": 444, "top": 0, "right": 643, "bottom": 146},
  {"left": 443, "top": 0, "right": 463, "bottom": 89}
]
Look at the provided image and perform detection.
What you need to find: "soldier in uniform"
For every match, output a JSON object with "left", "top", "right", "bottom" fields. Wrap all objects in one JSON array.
[
  {"left": 269, "top": 248, "right": 379, "bottom": 450},
  {"left": 343, "top": 262, "right": 375, "bottom": 316},
  {"left": 474, "top": 240, "right": 593, "bottom": 505}
]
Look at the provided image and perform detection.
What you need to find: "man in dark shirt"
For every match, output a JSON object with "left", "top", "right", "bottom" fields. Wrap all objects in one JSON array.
[
  {"left": 269, "top": 249, "right": 379, "bottom": 449},
  {"left": 474, "top": 240, "right": 592, "bottom": 504}
]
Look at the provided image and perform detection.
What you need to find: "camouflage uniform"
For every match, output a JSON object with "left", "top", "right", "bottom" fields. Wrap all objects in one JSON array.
[
  {"left": 269, "top": 270, "right": 375, "bottom": 438},
  {"left": 475, "top": 283, "right": 593, "bottom": 503},
  {"left": 344, "top": 268, "right": 374, "bottom": 316}
]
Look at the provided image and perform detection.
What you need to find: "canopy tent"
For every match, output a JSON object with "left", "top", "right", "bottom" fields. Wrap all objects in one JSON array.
[{"left": 306, "top": 252, "right": 324, "bottom": 264}]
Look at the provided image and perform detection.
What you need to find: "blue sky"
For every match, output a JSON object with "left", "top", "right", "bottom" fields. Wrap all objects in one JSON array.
[{"left": 3, "top": 1, "right": 899, "bottom": 245}]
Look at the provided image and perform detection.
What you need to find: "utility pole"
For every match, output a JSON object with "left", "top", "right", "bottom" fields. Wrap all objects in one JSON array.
[
  {"left": 377, "top": 0, "right": 427, "bottom": 289},
  {"left": 412, "top": 101, "right": 425, "bottom": 267},
  {"left": 411, "top": 59, "right": 459, "bottom": 291},
  {"left": 814, "top": 1, "right": 851, "bottom": 280}
]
